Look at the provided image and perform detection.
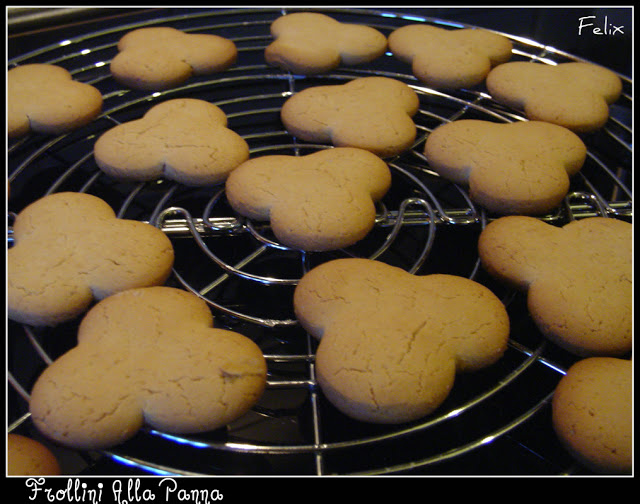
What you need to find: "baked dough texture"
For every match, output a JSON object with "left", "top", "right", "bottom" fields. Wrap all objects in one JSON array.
[
  {"left": 225, "top": 147, "right": 391, "bottom": 251},
  {"left": 94, "top": 98, "right": 249, "bottom": 186},
  {"left": 110, "top": 26, "right": 237, "bottom": 90},
  {"left": 281, "top": 76, "right": 420, "bottom": 158},
  {"left": 478, "top": 216, "right": 631, "bottom": 357},
  {"left": 388, "top": 24, "right": 512, "bottom": 89},
  {"left": 8, "top": 63, "right": 103, "bottom": 139},
  {"left": 265, "top": 12, "right": 387, "bottom": 74},
  {"left": 294, "top": 258, "right": 510, "bottom": 424},
  {"left": 552, "top": 357, "right": 631, "bottom": 474},
  {"left": 424, "top": 119, "right": 587, "bottom": 215},
  {"left": 8, "top": 192, "right": 175, "bottom": 326},
  {"left": 7, "top": 433, "right": 62, "bottom": 476},
  {"left": 29, "top": 286, "right": 268, "bottom": 450},
  {"left": 486, "top": 61, "right": 622, "bottom": 133}
]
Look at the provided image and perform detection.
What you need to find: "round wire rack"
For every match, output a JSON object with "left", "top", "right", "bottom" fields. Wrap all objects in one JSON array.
[{"left": 7, "top": 8, "right": 632, "bottom": 476}]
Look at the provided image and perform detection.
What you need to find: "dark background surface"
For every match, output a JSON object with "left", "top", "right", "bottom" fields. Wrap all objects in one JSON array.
[{"left": 7, "top": 6, "right": 632, "bottom": 77}]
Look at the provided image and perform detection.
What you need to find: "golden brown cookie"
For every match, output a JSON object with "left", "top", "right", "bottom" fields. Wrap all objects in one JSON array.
[
  {"left": 8, "top": 192, "right": 174, "bottom": 326},
  {"left": 486, "top": 61, "right": 622, "bottom": 133},
  {"left": 478, "top": 216, "right": 631, "bottom": 356},
  {"left": 29, "top": 286, "right": 267, "bottom": 450},
  {"left": 265, "top": 12, "right": 387, "bottom": 74},
  {"left": 94, "top": 98, "right": 249, "bottom": 186},
  {"left": 552, "top": 357, "right": 631, "bottom": 474},
  {"left": 388, "top": 24, "right": 512, "bottom": 89},
  {"left": 424, "top": 120, "right": 587, "bottom": 215},
  {"left": 225, "top": 147, "right": 391, "bottom": 251},
  {"left": 281, "top": 76, "right": 420, "bottom": 157},
  {"left": 110, "top": 26, "right": 237, "bottom": 90},
  {"left": 7, "top": 433, "right": 62, "bottom": 476},
  {"left": 294, "top": 258, "right": 510, "bottom": 424},
  {"left": 8, "top": 63, "right": 103, "bottom": 139}
]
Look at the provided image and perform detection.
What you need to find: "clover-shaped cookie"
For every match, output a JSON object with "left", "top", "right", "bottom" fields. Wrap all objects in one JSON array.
[
  {"left": 29, "top": 286, "right": 267, "bottom": 450},
  {"left": 110, "top": 26, "right": 237, "bottom": 90},
  {"left": 265, "top": 12, "right": 387, "bottom": 75},
  {"left": 486, "top": 62, "right": 623, "bottom": 133},
  {"left": 478, "top": 216, "right": 631, "bottom": 357},
  {"left": 552, "top": 357, "right": 631, "bottom": 474},
  {"left": 424, "top": 119, "right": 587, "bottom": 215},
  {"left": 8, "top": 64, "right": 103, "bottom": 139},
  {"left": 94, "top": 98, "right": 249, "bottom": 186},
  {"left": 294, "top": 258, "right": 510, "bottom": 423},
  {"left": 8, "top": 192, "right": 174, "bottom": 327},
  {"left": 281, "top": 76, "right": 420, "bottom": 158},
  {"left": 388, "top": 24, "right": 513, "bottom": 89},
  {"left": 225, "top": 148, "right": 391, "bottom": 251}
]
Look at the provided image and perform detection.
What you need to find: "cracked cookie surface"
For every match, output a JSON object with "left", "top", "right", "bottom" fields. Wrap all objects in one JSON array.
[
  {"left": 29, "top": 286, "right": 267, "bottom": 450},
  {"left": 225, "top": 147, "right": 391, "bottom": 251},
  {"left": 94, "top": 98, "right": 249, "bottom": 186},
  {"left": 424, "top": 119, "right": 587, "bottom": 215},
  {"left": 8, "top": 63, "right": 103, "bottom": 139},
  {"left": 486, "top": 61, "right": 622, "bottom": 132},
  {"left": 478, "top": 216, "right": 631, "bottom": 356},
  {"left": 388, "top": 24, "right": 512, "bottom": 89},
  {"left": 293, "top": 258, "right": 510, "bottom": 423},
  {"left": 110, "top": 26, "right": 237, "bottom": 91},
  {"left": 280, "top": 76, "right": 420, "bottom": 158},
  {"left": 265, "top": 12, "right": 387, "bottom": 75},
  {"left": 552, "top": 357, "right": 631, "bottom": 474},
  {"left": 8, "top": 192, "right": 174, "bottom": 326}
]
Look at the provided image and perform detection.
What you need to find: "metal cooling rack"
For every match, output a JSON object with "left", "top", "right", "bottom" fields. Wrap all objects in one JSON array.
[{"left": 7, "top": 8, "right": 632, "bottom": 476}]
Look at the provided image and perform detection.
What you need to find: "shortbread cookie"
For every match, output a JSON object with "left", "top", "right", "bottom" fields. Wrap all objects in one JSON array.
[
  {"left": 7, "top": 434, "right": 62, "bottom": 476},
  {"left": 486, "top": 61, "right": 622, "bottom": 133},
  {"left": 110, "top": 26, "right": 237, "bottom": 90},
  {"left": 424, "top": 120, "right": 587, "bottom": 214},
  {"left": 294, "top": 258, "right": 510, "bottom": 424},
  {"left": 225, "top": 147, "right": 391, "bottom": 251},
  {"left": 478, "top": 216, "right": 631, "bottom": 356},
  {"left": 29, "top": 286, "right": 267, "bottom": 450},
  {"left": 388, "top": 24, "right": 512, "bottom": 89},
  {"left": 552, "top": 357, "right": 631, "bottom": 474},
  {"left": 94, "top": 98, "right": 249, "bottom": 186},
  {"left": 8, "top": 63, "right": 103, "bottom": 139},
  {"left": 265, "top": 12, "right": 387, "bottom": 74},
  {"left": 8, "top": 192, "right": 174, "bottom": 326},
  {"left": 281, "top": 76, "right": 420, "bottom": 157}
]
